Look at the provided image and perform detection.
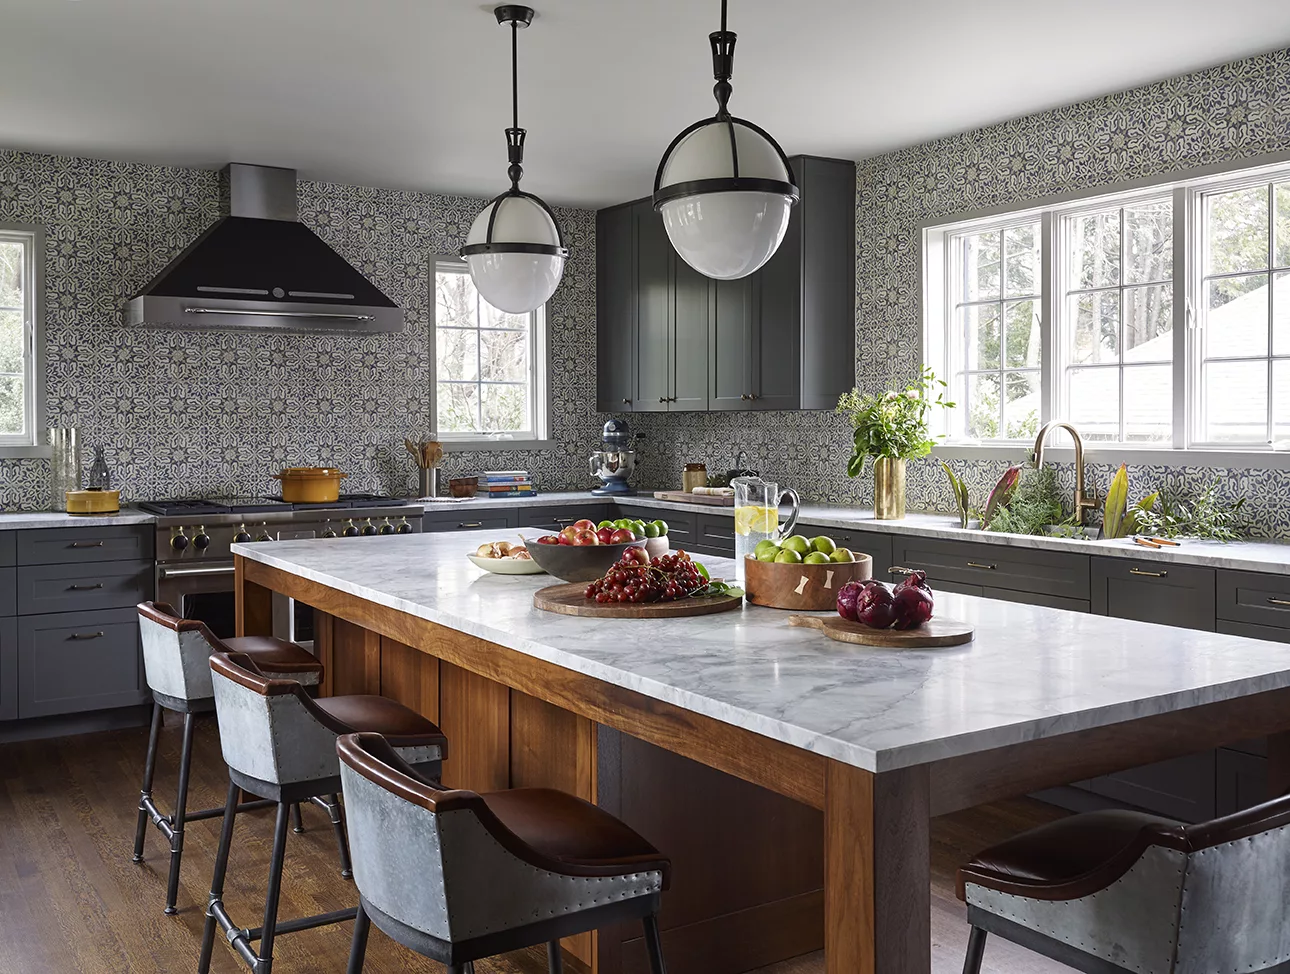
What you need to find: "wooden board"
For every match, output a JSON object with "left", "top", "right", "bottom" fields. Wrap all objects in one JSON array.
[
  {"left": 654, "top": 490, "right": 735, "bottom": 506},
  {"left": 535, "top": 581, "right": 744, "bottom": 618},
  {"left": 788, "top": 613, "right": 973, "bottom": 648}
]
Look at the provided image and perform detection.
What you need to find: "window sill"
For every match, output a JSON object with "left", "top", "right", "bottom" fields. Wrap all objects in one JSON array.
[
  {"left": 440, "top": 439, "right": 558, "bottom": 453},
  {"left": 933, "top": 443, "right": 1290, "bottom": 470},
  {"left": 0, "top": 444, "right": 51, "bottom": 460}
]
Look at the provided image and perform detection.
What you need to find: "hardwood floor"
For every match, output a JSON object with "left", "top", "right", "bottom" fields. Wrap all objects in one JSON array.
[{"left": 0, "top": 714, "right": 1077, "bottom": 974}]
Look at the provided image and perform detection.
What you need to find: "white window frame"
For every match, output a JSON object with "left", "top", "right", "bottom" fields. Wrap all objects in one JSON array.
[
  {"left": 428, "top": 256, "right": 552, "bottom": 451},
  {"left": 0, "top": 225, "right": 46, "bottom": 456},
  {"left": 921, "top": 152, "right": 1290, "bottom": 468}
]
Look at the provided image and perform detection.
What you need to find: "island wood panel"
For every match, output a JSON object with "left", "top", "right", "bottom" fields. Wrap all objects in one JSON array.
[
  {"left": 438, "top": 659, "right": 512, "bottom": 793},
  {"left": 379, "top": 634, "right": 440, "bottom": 721},
  {"left": 233, "top": 561, "right": 273, "bottom": 639}
]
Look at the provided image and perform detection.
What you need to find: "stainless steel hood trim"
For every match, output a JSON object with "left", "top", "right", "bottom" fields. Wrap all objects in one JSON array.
[{"left": 127, "top": 295, "right": 402, "bottom": 334}]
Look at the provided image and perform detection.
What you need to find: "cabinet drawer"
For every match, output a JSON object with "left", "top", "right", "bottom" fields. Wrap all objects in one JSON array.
[
  {"left": 18, "top": 561, "right": 152, "bottom": 616},
  {"left": 518, "top": 506, "right": 594, "bottom": 534},
  {"left": 423, "top": 512, "right": 516, "bottom": 533},
  {"left": 0, "top": 618, "right": 15, "bottom": 721},
  {"left": 891, "top": 537, "right": 1090, "bottom": 601},
  {"left": 17, "top": 526, "right": 152, "bottom": 565},
  {"left": 1217, "top": 618, "right": 1290, "bottom": 644},
  {"left": 797, "top": 523, "right": 892, "bottom": 576},
  {"left": 981, "top": 586, "right": 1091, "bottom": 613},
  {"left": 1092, "top": 558, "right": 1215, "bottom": 631},
  {"left": 695, "top": 513, "right": 735, "bottom": 556},
  {"left": 18, "top": 608, "right": 145, "bottom": 718},
  {"left": 1217, "top": 569, "right": 1290, "bottom": 630},
  {"left": 0, "top": 532, "right": 14, "bottom": 568}
]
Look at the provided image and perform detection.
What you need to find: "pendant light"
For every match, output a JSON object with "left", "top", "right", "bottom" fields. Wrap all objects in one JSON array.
[
  {"left": 653, "top": 0, "right": 799, "bottom": 281},
  {"left": 462, "top": 5, "right": 568, "bottom": 315}
]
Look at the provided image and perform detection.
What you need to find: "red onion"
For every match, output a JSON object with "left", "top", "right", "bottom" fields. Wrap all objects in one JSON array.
[
  {"left": 836, "top": 579, "right": 881, "bottom": 621},
  {"left": 855, "top": 582, "right": 898, "bottom": 629},
  {"left": 891, "top": 571, "right": 934, "bottom": 629}
]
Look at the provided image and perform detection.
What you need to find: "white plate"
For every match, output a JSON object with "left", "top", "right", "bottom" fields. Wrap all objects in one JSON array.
[{"left": 466, "top": 553, "right": 546, "bottom": 575}]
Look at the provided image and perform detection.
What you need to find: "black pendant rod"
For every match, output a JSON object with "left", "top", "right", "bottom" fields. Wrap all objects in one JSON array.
[
  {"left": 710, "top": 0, "right": 736, "bottom": 118},
  {"left": 511, "top": 14, "right": 519, "bottom": 135}
]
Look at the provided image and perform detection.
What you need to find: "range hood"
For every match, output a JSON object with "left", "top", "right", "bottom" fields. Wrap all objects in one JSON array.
[{"left": 127, "top": 163, "right": 402, "bottom": 334}]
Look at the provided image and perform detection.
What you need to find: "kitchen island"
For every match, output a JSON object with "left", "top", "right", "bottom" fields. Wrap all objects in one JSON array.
[{"left": 234, "top": 531, "right": 1290, "bottom": 974}]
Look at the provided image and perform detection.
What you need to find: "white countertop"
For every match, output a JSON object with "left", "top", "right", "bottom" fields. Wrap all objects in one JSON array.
[
  {"left": 234, "top": 530, "right": 1290, "bottom": 774},
  {"left": 0, "top": 509, "right": 154, "bottom": 529},
  {"left": 425, "top": 490, "right": 1290, "bottom": 576}
]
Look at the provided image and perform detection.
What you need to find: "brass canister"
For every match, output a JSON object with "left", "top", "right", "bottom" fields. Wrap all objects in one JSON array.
[
  {"left": 873, "top": 457, "right": 907, "bottom": 520},
  {"left": 683, "top": 463, "right": 707, "bottom": 493}
]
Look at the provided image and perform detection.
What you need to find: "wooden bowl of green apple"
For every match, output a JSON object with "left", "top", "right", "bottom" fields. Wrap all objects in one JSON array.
[{"left": 744, "top": 533, "right": 872, "bottom": 611}]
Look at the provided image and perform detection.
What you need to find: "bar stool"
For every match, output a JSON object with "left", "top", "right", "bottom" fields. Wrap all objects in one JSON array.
[
  {"left": 338, "top": 731, "right": 670, "bottom": 974},
  {"left": 200, "top": 651, "right": 448, "bottom": 974},
  {"left": 132, "top": 601, "right": 330, "bottom": 915}
]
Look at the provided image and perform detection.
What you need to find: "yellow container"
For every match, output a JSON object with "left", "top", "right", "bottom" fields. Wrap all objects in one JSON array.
[
  {"left": 65, "top": 489, "right": 121, "bottom": 515},
  {"left": 272, "top": 467, "right": 348, "bottom": 503}
]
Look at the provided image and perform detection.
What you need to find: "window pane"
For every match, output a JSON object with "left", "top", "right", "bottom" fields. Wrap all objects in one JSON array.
[
  {"left": 1003, "top": 223, "right": 1040, "bottom": 298},
  {"left": 0, "top": 242, "right": 22, "bottom": 309},
  {"left": 963, "top": 304, "right": 1000, "bottom": 371},
  {"left": 1068, "top": 367, "right": 1120, "bottom": 440},
  {"left": 1070, "top": 291, "right": 1119, "bottom": 365},
  {"left": 1123, "top": 285, "right": 1172, "bottom": 362},
  {"left": 435, "top": 271, "right": 478, "bottom": 328},
  {"left": 1206, "top": 274, "right": 1268, "bottom": 359},
  {"left": 481, "top": 383, "right": 530, "bottom": 433},
  {"left": 1276, "top": 270, "right": 1290, "bottom": 356},
  {"left": 1206, "top": 186, "right": 1269, "bottom": 275},
  {"left": 1124, "top": 202, "right": 1173, "bottom": 285},
  {"left": 479, "top": 327, "right": 528, "bottom": 383},
  {"left": 1070, "top": 211, "right": 1119, "bottom": 289},
  {"left": 1123, "top": 365, "right": 1172, "bottom": 442},
  {"left": 964, "top": 372, "right": 1001, "bottom": 439},
  {"left": 0, "top": 310, "right": 23, "bottom": 374},
  {"left": 437, "top": 382, "right": 481, "bottom": 434},
  {"left": 436, "top": 327, "right": 479, "bottom": 382},
  {"left": 1275, "top": 361, "right": 1290, "bottom": 444},
  {"left": 480, "top": 303, "right": 529, "bottom": 331},
  {"left": 1003, "top": 372, "right": 1040, "bottom": 439},
  {"left": 1202, "top": 360, "right": 1267, "bottom": 442},
  {"left": 961, "top": 231, "right": 1001, "bottom": 301},
  {"left": 1004, "top": 300, "right": 1040, "bottom": 368},
  {"left": 0, "top": 375, "right": 23, "bottom": 436}
]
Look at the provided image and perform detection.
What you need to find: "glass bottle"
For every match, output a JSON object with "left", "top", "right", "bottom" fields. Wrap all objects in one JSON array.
[{"left": 87, "top": 446, "right": 111, "bottom": 490}]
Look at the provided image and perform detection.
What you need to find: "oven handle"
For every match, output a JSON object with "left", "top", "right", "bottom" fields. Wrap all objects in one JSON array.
[{"left": 158, "top": 564, "right": 237, "bottom": 579}]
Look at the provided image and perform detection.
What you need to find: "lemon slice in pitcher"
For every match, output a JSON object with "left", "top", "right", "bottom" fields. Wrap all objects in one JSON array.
[{"left": 735, "top": 505, "right": 778, "bottom": 536}]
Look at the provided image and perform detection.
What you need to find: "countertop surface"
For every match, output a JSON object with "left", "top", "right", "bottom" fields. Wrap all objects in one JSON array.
[
  {"left": 234, "top": 530, "right": 1290, "bottom": 773},
  {"left": 0, "top": 509, "right": 154, "bottom": 529},
  {"left": 423, "top": 489, "right": 1290, "bottom": 576}
]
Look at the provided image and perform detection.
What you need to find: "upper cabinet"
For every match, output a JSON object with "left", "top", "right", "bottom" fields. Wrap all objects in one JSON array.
[{"left": 596, "top": 155, "right": 856, "bottom": 413}]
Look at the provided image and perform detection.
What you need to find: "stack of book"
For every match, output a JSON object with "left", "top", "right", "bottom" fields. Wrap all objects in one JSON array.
[{"left": 482, "top": 470, "right": 535, "bottom": 498}]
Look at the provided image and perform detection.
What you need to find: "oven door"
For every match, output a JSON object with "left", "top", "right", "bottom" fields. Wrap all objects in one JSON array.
[{"left": 157, "top": 561, "right": 239, "bottom": 639}]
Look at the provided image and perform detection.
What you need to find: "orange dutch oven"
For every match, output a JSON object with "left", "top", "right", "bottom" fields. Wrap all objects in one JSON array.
[{"left": 273, "top": 467, "right": 348, "bottom": 503}]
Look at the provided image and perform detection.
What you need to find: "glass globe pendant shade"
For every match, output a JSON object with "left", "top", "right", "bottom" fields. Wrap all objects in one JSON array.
[
  {"left": 463, "top": 194, "right": 567, "bottom": 314},
  {"left": 659, "top": 191, "right": 792, "bottom": 281}
]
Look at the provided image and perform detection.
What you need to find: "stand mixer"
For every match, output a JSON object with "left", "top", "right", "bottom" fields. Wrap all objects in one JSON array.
[{"left": 589, "top": 418, "right": 636, "bottom": 495}]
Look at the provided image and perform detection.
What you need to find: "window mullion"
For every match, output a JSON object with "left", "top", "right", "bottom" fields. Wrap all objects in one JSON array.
[
  {"left": 1267, "top": 181, "right": 1276, "bottom": 445},
  {"left": 1039, "top": 211, "right": 1055, "bottom": 429},
  {"left": 1171, "top": 186, "right": 1189, "bottom": 449}
]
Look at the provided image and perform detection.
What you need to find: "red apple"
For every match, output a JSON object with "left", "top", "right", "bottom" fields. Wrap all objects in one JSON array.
[
  {"left": 572, "top": 519, "right": 597, "bottom": 532},
  {"left": 572, "top": 529, "right": 599, "bottom": 546},
  {"left": 556, "top": 533, "right": 574, "bottom": 545},
  {"left": 537, "top": 535, "right": 560, "bottom": 545},
  {"left": 559, "top": 525, "right": 579, "bottom": 544},
  {"left": 609, "top": 528, "right": 635, "bottom": 544},
  {"left": 597, "top": 527, "right": 615, "bottom": 545}
]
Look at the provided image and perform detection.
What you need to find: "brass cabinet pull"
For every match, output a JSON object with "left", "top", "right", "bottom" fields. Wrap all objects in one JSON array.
[
  {"left": 70, "top": 631, "right": 104, "bottom": 640},
  {"left": 888, "top": 565, "right": 916, "bottom": 575},
  {"left": 967, "top": 561, "right": 997, "bottom": 570},
  {"left": 458, "top": 522, "right": 483, "bottom": 529},
  {"left": 622, "top": 398, "right": 631, "bottom": 405},
  {"left": 1268, "top": 598, "right": 1290, "bottom": 607},
  {"left": 1129, "top": 568, "right": 1168, "bottom": 578},
  {"left": 70, "top": 541, "right": 105, "bottom": 548},
  {"left": 69, "top": 582, "right": 104, "bottom": 590},
  {"left": 553, "top": 517, "right": 574, "bottom": 525}
]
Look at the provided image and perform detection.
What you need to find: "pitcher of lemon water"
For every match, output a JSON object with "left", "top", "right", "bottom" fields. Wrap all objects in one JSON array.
[{"left": 733, "top": 477, "right": 801, "bottom": 585}]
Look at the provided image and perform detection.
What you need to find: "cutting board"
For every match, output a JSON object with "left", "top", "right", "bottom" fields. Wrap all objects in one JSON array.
[
  {"left": 653, "top": 490, "right": 735, "bottom": 506},
  {"left": 534, "top": 582, "right": 743, "bottom": 619},
  {"left": 787, "top": 614, "right": 973, "bottom": 648}
]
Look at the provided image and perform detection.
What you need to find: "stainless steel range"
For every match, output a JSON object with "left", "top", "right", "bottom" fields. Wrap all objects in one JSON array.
[{"left": 143, "top": 495, "right": 423, "bottom": 642}]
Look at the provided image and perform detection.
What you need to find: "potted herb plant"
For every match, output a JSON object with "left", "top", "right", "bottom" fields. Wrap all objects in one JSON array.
[{"left": 836, "top": 368, "right": 953, "bottom": 519}]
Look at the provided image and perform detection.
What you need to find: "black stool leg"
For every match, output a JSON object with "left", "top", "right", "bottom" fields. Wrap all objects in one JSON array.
[
  {"left": 257, "top": 801, "right": 293, "bottom": 973},
  {"left": 131, "top": 701, "right": 163, "bottom": 863},
  {"left": 322, "top": 793, "right": 353, "bottom": 878},
  {"left": 643, "top": 914, "right": 666, "bottom": 974},
  {"left": 291, "top": 802, "right": 305, "bottom": 833},
  {"left": 347, "top": 901, "right": 371, "bottom": 974},
  {"left": 198, "top": 778, "right": 240, "bottom": 974},
  {"left": 963, "top": 926, "right": 988, "bottom": 974},
  {"left": 547, "top": 941, "right": 564, "bottom": 973},
  {"left": 163, "top": 711, "right": 196, "bottom": 914}
]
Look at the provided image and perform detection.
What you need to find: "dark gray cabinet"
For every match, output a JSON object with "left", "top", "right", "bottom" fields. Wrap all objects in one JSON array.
[
  {"left": 0, "top": 618, "right": 15, "bottom": 721},
  {"left": 709, "top": 276, "right": 756, "bottom": 410},
  {"left": 1091, "top": 557, "right": 1215, "bottom": 631},
  {"left": 796, "top": 522, "right": 892, "bottom": 578},
  {"left": 17, "top": 525, "right": 153, "bottom": 565},
  {"left": 891, "top": 536, "right": 1090, "bottom": 603},
  {"left": 18, "top": 561, "right": 151, "bottom": 616},
  {"left": 422, "top": 510, "right": 517, "bottom": 533},
  {"left": 693, "top": 512, "right": 736, "bottom": 557},
  {"left": 17, "top": 608, "right": 145, "bottom": 718},
  {"left": 1218, "top": 747, "right": 1269, "bottom": 817},
  {"left": 595, "top": 202, "right": 636, "bottom": 411},
  {"left": 1078, "top": 752, "right": 1217, "bottom": 823},
  {"left": 1216, "top": 569, "right": 1290, "bottom": 630}
]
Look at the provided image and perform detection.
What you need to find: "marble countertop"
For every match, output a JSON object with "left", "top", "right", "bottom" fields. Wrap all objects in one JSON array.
[
  {"left": 423, "top": 490, "right": 1290, "bottom": 576},
  {"left": 234, "top": 530, "right": 1290, "bottom": 774},
  {"left": 0, "top": 508, "right": 154, "bottom": 529}
]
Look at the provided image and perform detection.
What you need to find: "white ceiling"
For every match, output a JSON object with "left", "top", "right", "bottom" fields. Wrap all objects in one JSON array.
[{"left": 3, "top": 0, "right": 1290, "bottom": 208}]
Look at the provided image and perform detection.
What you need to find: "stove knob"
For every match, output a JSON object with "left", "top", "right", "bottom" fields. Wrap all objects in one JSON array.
[
  {"left": 193, "top": 526, "right": 211, "bottom": 551},
  {"left": 256, "top": 523, "right": 273, "bottom": 543},
  {"left": 360, "top": 517, "right": 378, "bottom": 537},
  {"left": 233, "top": 523, "right": 252, "bottom": 544},
  {"left": 395, "top": 517, "right": 414, "bottom": 535},
  {"left": 377, "top": 517, "right": 395, "bottom": 536},
  {"left": 342, "top": 518, "right": 360, "bottom": 538},
  {"left": 170, "top": 528, "right": 190, "bottom": 552},
  {"left": 321, "top": 519, "right": 338, "bottom": 539}
]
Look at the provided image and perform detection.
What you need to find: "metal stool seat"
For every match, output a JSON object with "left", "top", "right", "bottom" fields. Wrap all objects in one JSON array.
[
  {"left": 199, "top": 651, "right": 448, "bottom": 974},
  {"left": 339, "top": 731, "right": 671, "bottom": 974},
  {"left": 132, "top": 601, "right": 326, "bottom": 915}
]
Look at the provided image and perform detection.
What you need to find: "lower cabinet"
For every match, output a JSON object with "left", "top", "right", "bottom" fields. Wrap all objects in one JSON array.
[
  {"left": 797, "top": 522, "right": 892, "bottom": 578},
  {"left": 1077, "top": 752, "right": 1217, "bottom": 823},
  {"left": 1092, "top": 557, "right": 1216, "bottom": 631},
  {"left": 422, "top": 510, "right": 517, "bottom": 533},
  {"left": 17, "top": 608, "right": 147, "bottom": 718},
  {"left": 0, "top": 618, "right": 16, "bottom": 721},
  {"left": 693, "top": 512, "right": 735, "bottom": 557}
]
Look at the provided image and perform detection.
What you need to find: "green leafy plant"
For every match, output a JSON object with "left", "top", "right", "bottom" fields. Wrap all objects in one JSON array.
[
  {"left": 1100, "top": 463, "right": 1160, "bottom": 539},
  {"left": 1132, "top": 479, "right": 1246, "bottom": 542},
  {"left": 985, "top": 465, "right": 1066, "bottom": 536},
  {"left": 837, "top": 367, "right": 954, "bottom": 477},
  {"left": 940, "top": 461, "right": 970, "bottom": 528}
]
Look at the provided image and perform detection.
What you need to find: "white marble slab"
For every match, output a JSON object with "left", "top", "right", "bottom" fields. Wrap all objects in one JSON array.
[
  {"left": 0, "top": 508, "right": 154, "bottom": 529},
  {"left": 235, "top": 531, "right": 1290, "bottom": 774}
]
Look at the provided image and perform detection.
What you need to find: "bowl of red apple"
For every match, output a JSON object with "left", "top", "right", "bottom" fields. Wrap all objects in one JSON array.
[{"left": 524, "top": 517, "right": 667, "bottom": 582}]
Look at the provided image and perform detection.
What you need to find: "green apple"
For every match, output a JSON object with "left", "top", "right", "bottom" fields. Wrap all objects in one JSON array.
[
  {"left": 631, "top": 520, "right": 648, "bottom": 536},
  {"left": 598, "top": 519, "right": 616, "bottom": 530},
  {"left": 650, "top": 519, "right": 669, "bottom": 536},
  {"left": 803, "top": 551, "right": 830, "bottom": 564},
  {"left": 809, "top": 535, "right": 836, "bottom": 555},
  {"left": 780, "top": 535, "right": 810, "bottom": 555},
  {"left": 774, "top": 549, "right": 803, "bottom": 564},
  {"left": 753, "top": 539, "right": 781, "bottom": 561},
  {"left": 829, "top": 547, "right": 856, "bottom": 563},
  {"left": 613, "top": 519, "right": 633, "bottom": 530},
  {"left": 643, "top": 522, "right": 661, "bottom": 538}
]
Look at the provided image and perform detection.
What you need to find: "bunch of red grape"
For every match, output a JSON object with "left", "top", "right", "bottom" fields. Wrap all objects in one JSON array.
[{"left": 584, "top": 549, "right": 707, "bottom": 604}]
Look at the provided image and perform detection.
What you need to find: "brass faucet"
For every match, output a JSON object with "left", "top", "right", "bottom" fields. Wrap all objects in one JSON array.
[{"left": 1031, "top": 421, "right": 1099, "bottom": 525}]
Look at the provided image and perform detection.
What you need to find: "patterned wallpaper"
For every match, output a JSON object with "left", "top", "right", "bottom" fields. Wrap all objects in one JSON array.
[
  {"left": 0, "top": 149, "right": 600, "bottom": 505},
  {"left": 629, "top": 49, "right": 1290, "bottom": 540}
]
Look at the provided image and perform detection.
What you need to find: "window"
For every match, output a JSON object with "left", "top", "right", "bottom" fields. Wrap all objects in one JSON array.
[
  {"left": 923, "top": 158, "right": 1290, "bottom": 457},
  {"left": 430, "top": 258, "right": 547, "bottom": 442},
  {"left": 0, "top": 227, "right": 40, "bottom": 448}
]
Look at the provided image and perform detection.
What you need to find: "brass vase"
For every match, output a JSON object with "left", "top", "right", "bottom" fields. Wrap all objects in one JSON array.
[{"left": 873, "top": 457, "right": 907, "bottom": 520}]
